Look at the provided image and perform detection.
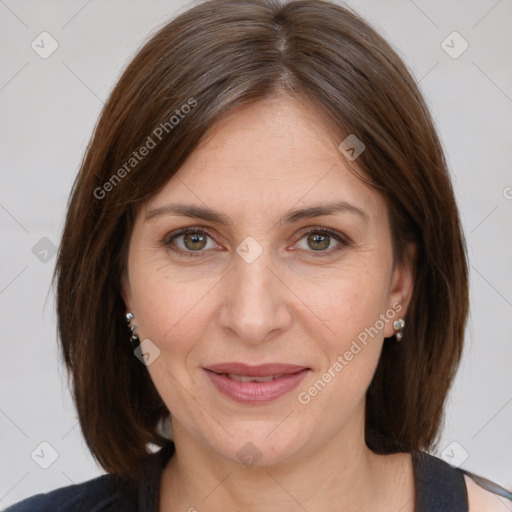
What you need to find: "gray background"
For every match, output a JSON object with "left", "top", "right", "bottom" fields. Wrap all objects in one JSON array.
[{"left": 1, "top": 0, "right": 511, "bottom": 508}]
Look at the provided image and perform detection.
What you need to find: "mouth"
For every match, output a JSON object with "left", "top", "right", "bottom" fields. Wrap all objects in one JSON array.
[
  {"left": 205, "top": 362, "right": 309, "bottom": 377},
  {"left": 214, "top": 373, "right": 293, "bottom": 382},
  {"left": 203, "top": 362, "right": 310, "bottom": 404}
]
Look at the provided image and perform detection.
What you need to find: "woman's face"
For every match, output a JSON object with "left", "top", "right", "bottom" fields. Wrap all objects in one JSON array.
[{"left": 122, "top": 95, "right": 414, "bottom": 466}]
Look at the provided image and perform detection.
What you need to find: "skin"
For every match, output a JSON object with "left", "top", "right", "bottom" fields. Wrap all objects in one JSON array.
[
  {"left": 464, "top": 475, "right": 511, "bottom": 511},
  {"left": 121, "top": 95, "right": 493, "bottom": 511}
]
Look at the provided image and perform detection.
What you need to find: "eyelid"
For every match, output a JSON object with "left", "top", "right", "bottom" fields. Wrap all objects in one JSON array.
[
  {"left": 296, "top": 226, "right": 353, "bottom": 246},
  {"left": 162, "top": 225, "right": 220, "bottom": 246}
]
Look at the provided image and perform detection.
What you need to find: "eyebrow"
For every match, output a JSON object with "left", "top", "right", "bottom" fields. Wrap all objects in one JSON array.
[{"left": 145, "top": 200, "right": 370, "bottom": 226}]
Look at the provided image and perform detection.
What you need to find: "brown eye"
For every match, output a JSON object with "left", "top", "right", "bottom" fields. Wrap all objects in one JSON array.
[
  {"left": 164, "top": 228, "right": 217, "bottom": 257},
  {"left": 306, "top": 232, "right": 331, "bottom": 251},
  {"left": 294, "top": 227, "right": 350, "bottom": 257},
  {"left": 182, "top": 231, "right": 208, "bottom": 251}
]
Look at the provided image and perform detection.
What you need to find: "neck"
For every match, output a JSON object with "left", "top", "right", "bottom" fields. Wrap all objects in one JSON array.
[{"left": 159, "top": 414, "right": 413, "bottom": 512}]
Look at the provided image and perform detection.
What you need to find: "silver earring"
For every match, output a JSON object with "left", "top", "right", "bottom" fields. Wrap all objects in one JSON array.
[
  {"left": 393, "top": 318, "right": 405, "bottom": 341},
  {"left": 125, "top": 312, "right": 140, "bottom": 346}
]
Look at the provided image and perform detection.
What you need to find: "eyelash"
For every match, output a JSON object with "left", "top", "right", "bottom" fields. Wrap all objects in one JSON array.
[{"left": 162, "top": 226, "right": 351, "bottom": 259}]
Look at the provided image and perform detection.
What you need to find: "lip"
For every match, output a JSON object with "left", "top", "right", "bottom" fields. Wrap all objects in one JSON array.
[
  {"left": 205, "top": 362, "right": 308, "bottom": 377},
  {"left": 203, "top": 363, "right": 310, "bottom": 404}
]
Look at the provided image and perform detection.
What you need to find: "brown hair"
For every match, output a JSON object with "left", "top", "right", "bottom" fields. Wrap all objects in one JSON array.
[{"left": 54, "top": 0, "right": 469, "bottom": 483}]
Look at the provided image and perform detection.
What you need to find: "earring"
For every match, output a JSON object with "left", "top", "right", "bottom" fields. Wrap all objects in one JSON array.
[
  {"left": 393, "top": 318, "right": 405, "bottom": 341},
  {"left": 125, "top": 312, "right": 140, "bottom": 346}
]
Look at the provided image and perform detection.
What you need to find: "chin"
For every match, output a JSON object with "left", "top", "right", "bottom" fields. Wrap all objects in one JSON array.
[{"left": 199, "top": 424, "right": 308, "bottom": 469}]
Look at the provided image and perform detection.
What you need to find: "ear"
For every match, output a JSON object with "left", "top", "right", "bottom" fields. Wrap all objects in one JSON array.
[{"left": 383, "top": 242, "right": 416, "bottom": 338}]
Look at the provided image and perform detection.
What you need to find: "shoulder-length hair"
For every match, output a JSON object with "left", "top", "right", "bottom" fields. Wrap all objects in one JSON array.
[{"left": 54, "top": 0, "right": 468, "bottom": 483}]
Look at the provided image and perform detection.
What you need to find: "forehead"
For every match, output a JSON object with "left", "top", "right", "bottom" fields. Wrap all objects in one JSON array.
[{"left": 146, "top": 96, "right": 384, "bottom": 224}]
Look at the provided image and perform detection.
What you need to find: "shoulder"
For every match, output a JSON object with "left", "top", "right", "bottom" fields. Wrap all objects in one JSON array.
[
  {"left": 464, "top": 472, "right": 512, "bottom": 512},
  {"left": 2, "top": 473, "right": 138, "bottom": 512},
  {"left": 411, "top": 450, "right": 512, "bottom": 512}
]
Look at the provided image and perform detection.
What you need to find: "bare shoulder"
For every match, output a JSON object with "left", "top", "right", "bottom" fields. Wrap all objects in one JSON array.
[{"left": 465, "top": 474, "right": 512, "bottom": 512}]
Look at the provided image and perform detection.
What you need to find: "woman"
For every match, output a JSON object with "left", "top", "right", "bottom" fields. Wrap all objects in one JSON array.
[{"left": 5, "top": 0, "right": 512, "bottom": 511}]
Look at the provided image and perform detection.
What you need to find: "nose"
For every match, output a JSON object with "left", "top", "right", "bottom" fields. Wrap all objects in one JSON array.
[{"left": 218, "top": 246, "right": 292, "bottom": 345}]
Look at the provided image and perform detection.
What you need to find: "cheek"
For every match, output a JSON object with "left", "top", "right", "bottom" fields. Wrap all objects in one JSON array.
[
  {"left": 309, "top": 282, "right": 386, "bottom": 387},
  {"left": 300, "top": 266, "right": 390, "bottom": 393},
  {"left": 301, "top": 264, "right": 390, "bottom": 346},
  {"left": 128, "top": 266, "right": 212, "bottom": 412},
  {"left": 291, "top": 271, "right": 390, "bottom": 435},
  {"left": 128, "top": 260, "right": 215, "bottom": 357}
]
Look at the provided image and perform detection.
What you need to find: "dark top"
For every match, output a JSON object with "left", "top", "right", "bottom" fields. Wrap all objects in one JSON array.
[{"left": 4, "top": 441, "right": 512, "bottom": 512}]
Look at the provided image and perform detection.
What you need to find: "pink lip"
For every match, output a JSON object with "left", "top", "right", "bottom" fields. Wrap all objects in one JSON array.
[{"left": 203, "top": 363, "right": 310, "bottom": 404}]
